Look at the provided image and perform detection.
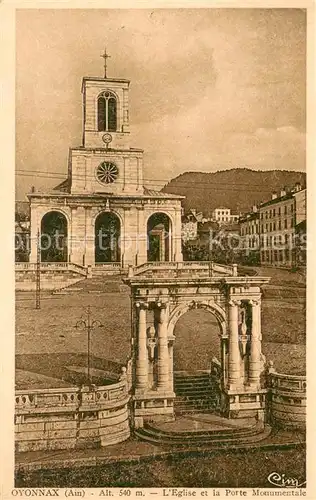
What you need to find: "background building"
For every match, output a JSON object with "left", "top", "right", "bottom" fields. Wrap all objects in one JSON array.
[
  {"left": 212, "top": 207, "right": 239, "bottom": 226},
  {"left": 239, "top": 207, "right": 260, "bottom": 265},
  {"left": 239, "top": 183, "right": 306, "bottom": 268}
]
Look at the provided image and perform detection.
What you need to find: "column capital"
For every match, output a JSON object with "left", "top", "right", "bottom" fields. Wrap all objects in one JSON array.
[
  {"left": 136, "top": 301, "right": 149, "bottom": 309},
  {"left": 229, "top": 299, "right": 241, "bottom": 307},
  {"left": 249, "top": 298, "right": 261, "bottom": 306},
  {"left": 156, "top": 300, "right": 169, "bottom": 309}
]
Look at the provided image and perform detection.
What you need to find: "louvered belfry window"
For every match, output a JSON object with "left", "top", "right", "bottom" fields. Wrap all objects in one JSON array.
[{"left": 97, "top": 91, "right": 117, "bottom": 132}]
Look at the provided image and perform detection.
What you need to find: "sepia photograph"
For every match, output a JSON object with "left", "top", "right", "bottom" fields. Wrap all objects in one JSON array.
[{"left": 11, "top": 5, "right": 308, "bottom": 493}]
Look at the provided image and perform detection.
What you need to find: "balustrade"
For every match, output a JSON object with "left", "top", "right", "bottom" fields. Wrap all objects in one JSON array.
[{"left": 15, "top": 380, "right": 128, "bottom": 412}]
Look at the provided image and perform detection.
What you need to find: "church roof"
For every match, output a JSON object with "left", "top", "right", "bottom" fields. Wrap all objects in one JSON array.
[
  {"left": 29, "top": 182, "right": 184, "bottom": 200},
  {"left": 52, "top": 178, "right": 70, "bottom": 193},
  {"left": 143, "top": 187, "right": 185, "bottom": 199}
]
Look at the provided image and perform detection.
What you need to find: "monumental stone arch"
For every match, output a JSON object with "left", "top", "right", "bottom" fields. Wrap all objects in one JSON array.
[{"left": 124, "top": 262, "right": 271, "bottom": 428}]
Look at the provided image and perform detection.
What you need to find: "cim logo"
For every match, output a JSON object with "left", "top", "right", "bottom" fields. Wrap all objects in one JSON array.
[{"left": 268, "top": 472, "right": 306, "bottom": 488}]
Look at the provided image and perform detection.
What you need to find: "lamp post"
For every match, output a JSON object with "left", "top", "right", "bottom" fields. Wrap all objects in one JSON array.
[{"left": 75, "top": 305, "right": 103, "bottom": 386}]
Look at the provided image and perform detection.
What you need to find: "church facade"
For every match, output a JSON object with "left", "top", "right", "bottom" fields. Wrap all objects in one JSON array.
[{"left": 28, "top": 65, "right": 183, "bottom": 269}]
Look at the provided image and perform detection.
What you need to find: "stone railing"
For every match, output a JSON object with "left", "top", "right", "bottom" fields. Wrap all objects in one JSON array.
[
  {"left": 15, "top": 262, "right": 88, "bottom": 276},
  {"left": 15, "top": 379, "right": 131, "bottom": 452},
  {"left": 130, "top": 261, "right": 236, "bottom": 278},
  {"left": 268, "top": 371, "right": 306, "bottom": 429},
  {"left": 15, "top": 379, "right": 128, "bottom": 413},
  {"left": 94, "top": 263, "right": 121, "bottom": 268}
]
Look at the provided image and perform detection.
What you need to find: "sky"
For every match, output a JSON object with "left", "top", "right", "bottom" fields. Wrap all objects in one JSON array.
[{"left": 15, "top": 8, "right": 306, "bottom": 200}]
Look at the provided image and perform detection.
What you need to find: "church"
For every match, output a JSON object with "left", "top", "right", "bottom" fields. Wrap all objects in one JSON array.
[{"left": 28, "top": 52, "right": 183, "bottom": 269}]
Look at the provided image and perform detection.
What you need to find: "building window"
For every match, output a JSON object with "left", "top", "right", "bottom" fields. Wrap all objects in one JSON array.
[
  {"left": 284, "top": 206, "right": 287, "bottom": 215},
  {"left": 97, "top": 91, "right": 117, "bottom": 132},
  {"left": 278, "top": 207, "right": 281, "bottom": 215},
  {"left": 269, "top": 210, "right": 272, "bottom": 218},
  {"left": 278, "top": 220, "right": 281, "bottom": 230},
  {"left": 273, "top": 208, "right": 276, "bottom": 217},
  {"left": 284, "top": 219, "right": 288, "bottom": 229},
  {"left": 269, "top": 223, "right": 272, "bottom": 232},
  {"left": 273, "top": 222, "right": 276, "bottom": 231}
]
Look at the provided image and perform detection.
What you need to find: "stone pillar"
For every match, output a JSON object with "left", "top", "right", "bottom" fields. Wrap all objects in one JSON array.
[
  {"left": 84, "top": 208, "right": 94, "bottom": 267},
  {"left": 174, "top": 209, "right": 183, "bottom": 262},
  {"left": 249, "top": 299, "right": 262, "bottom": 386},
  {"left": 221, "top": 338, "right": 227, "bottom": 386},
  {"left": 29, "top": 206, "right": 39, "bottom": 263},
  {"left": 157, "top": 304, "right": 170, "bottom": 390},
  {"left": 136, "top": 207, "right": 147, "bottom": 265},
  {"left": 228, "top": 299, "right": 241, "bottom": 388},
  {"left": 135, "top": 303, "right": 148, "bottom": 390},
  {"left": 168, "top": 338, "right": 174, "bottom": 392}
]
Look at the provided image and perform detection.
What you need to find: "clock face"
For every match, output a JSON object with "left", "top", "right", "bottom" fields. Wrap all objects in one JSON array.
[
  {"left": 102, "top": 133, "right": 113, "bottom": 145},
  {"left": 96, "top": 162, "right": 119, "bottom": 184}
]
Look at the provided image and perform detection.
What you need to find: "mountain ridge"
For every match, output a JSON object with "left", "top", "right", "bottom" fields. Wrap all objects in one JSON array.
[{"left": 161, "top": 168, "right": 306, "bottom": 215}]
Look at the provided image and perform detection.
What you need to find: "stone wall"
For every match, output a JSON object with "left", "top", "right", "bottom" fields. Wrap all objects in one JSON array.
[
  {"left": 268, "top": 372, "right": 306, "bottom": 429},
  {"left": 15, "top": 263, "right": 87, "bottom": 291},
  {"left": 15, "top": 381, "right": 130, "bottom": 452}
]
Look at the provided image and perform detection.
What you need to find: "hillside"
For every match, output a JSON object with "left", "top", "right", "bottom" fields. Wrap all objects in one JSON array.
[{"left": 162, "top": 168, "right": 306, "bottom": 215}]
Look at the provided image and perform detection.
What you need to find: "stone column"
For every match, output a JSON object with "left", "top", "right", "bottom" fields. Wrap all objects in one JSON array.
[
  {"left": 221, "top": 338, "right": 227, "bottom": 386},
  {"left": 136, "top": 207, "right": 146, "bottom": 266},
  {"left": 135, "top": 302, "right": 148, "bottom": 390},
  {"left": 249, "top": 299, "right": 262, "bottom": 386},
  {"left": 29, "top": 207, "right": 39, "bottom": 263},
  {"left": 228, "top": 299, "right": 241, "bottom": 387},
  {"left": 174, "top": 209, "right": 183, "bottom": 262},
  {"left": 84, "top": 208, "right": 94, "bottom": 267},
  {"left": 168, "top": 338, "right": 174, "bottom": 392},
  {"left": 157, "top": 304, "right": 170, "bottom": 391}
]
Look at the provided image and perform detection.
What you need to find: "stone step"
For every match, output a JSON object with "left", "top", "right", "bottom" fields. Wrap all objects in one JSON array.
[
  {"left": 174, "top": 374, "right": 211, "bottom": 380},
  {"left": 175, "top": 382, "right": 218, "bottom": 389},
  {"left": 135, "top": 423, "right": 271, "bottom": 447},
  {"left": 175, "top": 395, "right": 219, "bottom": 402},
  {"left": 176, "top": 389, "right": 216, "bottom": 399},
  {"left": 144, "top": 420, "right": 258, "bottom": 438}
]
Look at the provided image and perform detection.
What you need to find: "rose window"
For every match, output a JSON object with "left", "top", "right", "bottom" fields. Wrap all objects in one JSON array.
[{"left": 96, "top": 162, "right": 119, "bottom": 184}]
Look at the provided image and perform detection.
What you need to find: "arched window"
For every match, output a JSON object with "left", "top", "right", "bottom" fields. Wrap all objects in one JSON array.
[{"left": 97, "top": 91, "right": 117, "bottom": 132}]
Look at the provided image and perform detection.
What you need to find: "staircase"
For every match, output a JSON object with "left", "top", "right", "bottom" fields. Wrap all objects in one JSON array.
[
  {"left": 135, "top": 419, "right": 271, "bottom": 448},
  {"left": 55, "top": 275, "right": 129, "bottom": 295},
  {"left": 174, "top": 372, "right": 220, "bottom": 414}
]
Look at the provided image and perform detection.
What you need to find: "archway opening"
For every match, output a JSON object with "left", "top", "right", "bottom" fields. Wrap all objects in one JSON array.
[
  {"left": 147, "top": 213, "right": 172, "bottom": 262},
  {"left": 40, "top": 211, "right": 68, "bottom": 262},
  {"left": 95, "top": 212, "right": 121, "bottom": 263},
  {"left": 173, "top": 308, "right": 222, "bottom": 373}
]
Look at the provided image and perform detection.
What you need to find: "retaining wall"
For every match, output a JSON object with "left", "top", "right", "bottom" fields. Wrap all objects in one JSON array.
[
  {"left": 268, "top": 372, "right": 306, "bottom": 429},
  {"left": 15, "top": 381, "right": 130, "bottom": 452}
]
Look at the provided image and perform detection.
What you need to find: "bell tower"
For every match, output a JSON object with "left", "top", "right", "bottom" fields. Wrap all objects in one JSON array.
[
  {"left": 82, "top": 48, "right": 130, "bottom": 150},
  {"left": 69, "top": 49, "right": 144, "bottom": 196}
]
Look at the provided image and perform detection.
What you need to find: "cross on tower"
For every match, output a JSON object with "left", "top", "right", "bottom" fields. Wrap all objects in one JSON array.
[{"left": 101, "top": 47, "right": 111, "bottom": 79}]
